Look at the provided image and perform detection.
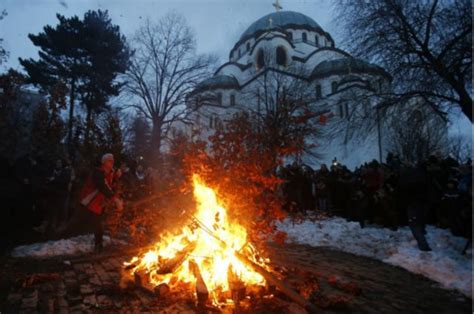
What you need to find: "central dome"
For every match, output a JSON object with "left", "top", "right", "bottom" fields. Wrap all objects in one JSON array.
[{"left": 240, "top": 11, "right": 323, "bottom": 40}]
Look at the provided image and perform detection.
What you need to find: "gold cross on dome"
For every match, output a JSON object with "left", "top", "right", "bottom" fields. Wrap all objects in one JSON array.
[{"left": 273, "top": 0, "right": 282, "bottom": 12}]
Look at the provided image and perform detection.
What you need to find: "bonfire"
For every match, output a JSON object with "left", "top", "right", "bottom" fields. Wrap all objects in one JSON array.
[{"left": 121, "top": 174, "right": 283, "bottom": 308}]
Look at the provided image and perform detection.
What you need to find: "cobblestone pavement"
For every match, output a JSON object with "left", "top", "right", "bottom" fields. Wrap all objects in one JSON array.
[
  {"left": 267, "top": 244, "right": 472, "bottom": 314},
  {"left": 0, "top": 244, "right": 471, "bottom": 313}
]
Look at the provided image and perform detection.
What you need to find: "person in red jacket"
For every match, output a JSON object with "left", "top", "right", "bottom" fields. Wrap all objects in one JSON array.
[{"left": 60, "top": 153, "right": 122, "bottom": 252}]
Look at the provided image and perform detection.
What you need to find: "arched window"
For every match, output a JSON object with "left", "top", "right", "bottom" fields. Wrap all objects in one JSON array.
[
  {"left": 210, "top": 113, "right": 219, "bottom": 128},
  {"left": 302, "top": 32, "right": 307, "bottom": 43},
  {"left": 246, "top": 42, "right": 250, "bottom": 52},
  {"left": 288, "top": 31, "right": 293, "bottom": 41},
  {"left": 314, "top": 35, "right": 319, "bottom": 47},
  {"left": 315, "top": 84, "right": 322, "bottom": 99},
  {"left": 256, "top": 49, "right": 265, "bottom": 69},
  {"left": 216, "top": 92, "right": 222, "bottom": 106},
  {"left": 230, "top": 94, "right": 235, "bottom": 106},
  {"left": 276, "top": 46, "right": 287, "bottom": 66},
  {"left": 410, "top": 109, "right": 423, "bottom": 124},
  {"left": 331, "top": 81, "right": 338, "bottom": 93}
]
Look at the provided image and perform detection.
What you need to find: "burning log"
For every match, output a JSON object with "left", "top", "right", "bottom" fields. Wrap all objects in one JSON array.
[
  {"left": 122, "top": 176, "right": 314, "bottom": 310},
  {"left": 187, "top": 212, "right": 314, "bottom": 310},
  {"left": 156, "top": 242, "right": 196, "bottom": 275},
  {"left": 154, "top": 283, "right": 171, "bottom": 297},
  {"left": 189, "top": 259, "right": 209, "bottom": 307},
  {"left": 228, "top": 265, "right": 246, "bottom": 304},
  {"left": 234, "top": 250, "right": 315, "bottom": 311}
]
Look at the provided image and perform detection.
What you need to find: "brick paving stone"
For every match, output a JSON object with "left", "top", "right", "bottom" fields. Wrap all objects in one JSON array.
[
  {"left": 94, "top": 264, "right": 112, "bottom": 283},
  {"left": 97, "top": 294, "right": 113, "bottom": 306},
  {"left": 66, "top": 294, "right": 83, "bottom": 306},
  {"left": 136, "top": 290, "right": 153, "bottom": 308},
  {"left": 20, "top": 297, "right": 38, "bottom": 310},
  {"left": 114, "top": 299, "right": 124, "bottom": 307},
  {"left": 56, "top": 297, "right": 68, "bottom": 308},
  {"left": 108, "top": 272, "right": 120, "bottom": 282},
  {"left": 46, "top": 298, "right": 55, "bottom": 313},
  {"left": 64, "top": 278, "right": 78, "bottom": 287},
  {"left": 40, "top": 282, "right": 54, "bottom": 293},
  {"left": 80, "top": 284, "right": 94, "bottom": 295},
  {"left": 69, "top": 303, "right": 86, "bottom": 313},
  {"left": 19, "top": 309, "right": 39, "bottom": 314},
  {"left": 89, "top": 275, "right": 102, "bottom": 286},
  {"left": 111, "top": 257, "right": 124, "bottom": 268},
  {"left": 56, "top": 280, "right": 66, "bottom": 289},
  {"left": 58, "top": 307, "right": 69, "bottom": 314},
  {"left": 83, "top": 263, "right": 95, "bottom": 275},
  {"left": 20, "top": 289, "right": 38, "bottom": 310},
  {"left": 73, "top": 263, "right": 85, "bottom": 272},
  {"left": 7, "top": 292, "right": 22, "bottom": 303},
  {"left": 2, "top": 245, "right": 471, "bottom": 314},
  {"left": 101, "top": 260, "right": 116, "bottom": 271},
  {"left": 83, "top": 294, "right": 97, "bottom": 306},
  {"left": 118, "top": 306, "right": 132, "bottom": 314},
  {"left": 77, "top": 272, "right": 88, "bottom": 282}
]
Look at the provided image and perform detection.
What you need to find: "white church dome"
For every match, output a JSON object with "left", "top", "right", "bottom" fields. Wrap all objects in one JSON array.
[{"left": 239, "top": 11, "right": 324, "bottom": 41}]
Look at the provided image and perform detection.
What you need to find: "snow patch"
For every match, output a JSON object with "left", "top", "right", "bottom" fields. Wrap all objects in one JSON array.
[
  {"left": 277, "top": 217, "right": 472, "bottom": 298},
  {"left": 11, "top": 234, "right": 120, "bottom": 258}
]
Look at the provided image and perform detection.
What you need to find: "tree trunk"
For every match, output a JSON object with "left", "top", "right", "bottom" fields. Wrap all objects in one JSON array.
[
  {"left": 458, "top": 89, "right": 473, "bottom": 122},
  {"left": 84, "top": 106, "right": 93, "bottom": 146},
  {"left": 67, "top": 79, "right": 76, "bottom": 159},
  {"left": 151, "top": 118, "right": 162, "bottom": 166}
]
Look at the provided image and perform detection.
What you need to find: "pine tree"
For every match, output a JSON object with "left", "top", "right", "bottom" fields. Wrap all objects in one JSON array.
[
  {"left": 80, "top": 10, "right": 131, "bottom": 144},
  {"left": 20, "top": 10, "right": 131, "bottom": 157}
]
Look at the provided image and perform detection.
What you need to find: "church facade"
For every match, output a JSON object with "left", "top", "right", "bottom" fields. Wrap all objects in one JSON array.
[{"left": 187, "top": 10, "right": 442, "bottom": 168}]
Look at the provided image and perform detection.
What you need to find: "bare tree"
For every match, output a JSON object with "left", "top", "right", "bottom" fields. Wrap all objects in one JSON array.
[
  {"left": 335, "top": 0, "right": 472, "bottom": 121},
  {"left": 448, "top": 134, "right": 472, "bottom": 163},
  {"left": 0, "top": 9, "right": 7, "bottom": 66},
  {"left": 124, "top": 12, "right": 216, "bottom": 163},
  {"left": 385, "top": 100, "right": 448, "bottom": 165}
]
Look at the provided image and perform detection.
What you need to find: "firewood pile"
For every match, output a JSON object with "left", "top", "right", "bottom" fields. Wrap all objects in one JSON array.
[
  {"left": 117, "top": 176, "right": 360, "bottom": 313},
  {"left": 119, "top": 257, "right": 362, "bottom": 313}
]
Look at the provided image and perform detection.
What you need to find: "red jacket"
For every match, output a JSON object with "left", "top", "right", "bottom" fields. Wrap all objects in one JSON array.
[{"left": 79, "top": 167, "right": 115, "bottom": 215}]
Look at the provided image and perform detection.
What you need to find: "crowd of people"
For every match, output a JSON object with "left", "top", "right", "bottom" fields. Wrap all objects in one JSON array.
[
  {"left": 279, "top": 154, "right": 472, "bottom": 252},
  {"left": 0, "top": 151, "right": 471, "bottom": 253},
  {"left": 0, "top": 153, "right": 157, "bottom": 252}
]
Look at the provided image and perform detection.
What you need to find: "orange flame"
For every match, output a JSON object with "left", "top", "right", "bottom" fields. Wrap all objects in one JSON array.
[{"left": 124, "top": 174, "right": 269, "bottom": 304}]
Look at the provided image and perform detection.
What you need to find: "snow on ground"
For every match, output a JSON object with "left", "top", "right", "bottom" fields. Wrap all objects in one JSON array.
[
  {"left": 277, "top": 216, "right": 473, "bottom": 299},
  {"left": 11, "top": 234, "right": 120, "bottom": 258}
]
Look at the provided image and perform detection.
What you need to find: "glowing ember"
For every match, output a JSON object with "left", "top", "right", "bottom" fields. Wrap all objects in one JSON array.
[{"left": 124, "top": 174, "right": 270, "bottom": 304}]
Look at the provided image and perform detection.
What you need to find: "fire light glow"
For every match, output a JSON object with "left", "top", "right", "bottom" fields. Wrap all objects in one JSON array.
[{"left": 124, "top": 174, "right": 270, "bottom": 304}]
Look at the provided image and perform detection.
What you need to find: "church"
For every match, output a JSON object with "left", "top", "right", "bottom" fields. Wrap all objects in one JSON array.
[{"left": 187, "top": 7, "right": 443, "bottom": 169}]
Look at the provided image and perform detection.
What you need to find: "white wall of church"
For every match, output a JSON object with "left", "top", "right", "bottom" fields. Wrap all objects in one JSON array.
[{"left": 188, "top": 11, "right": 413, "bottom": 168}]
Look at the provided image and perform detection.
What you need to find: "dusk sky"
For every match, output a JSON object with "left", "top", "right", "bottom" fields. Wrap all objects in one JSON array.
[
  {"left": 0, "top": 0, "right": 336, "bottom": 70},
  {"left": 0, "top": 0, "right": 471, "bottom": 137}
]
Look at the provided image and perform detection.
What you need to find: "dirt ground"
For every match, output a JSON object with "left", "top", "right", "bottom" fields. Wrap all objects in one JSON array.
[{"left": 0, "top": 243, "right": 471, "bottom": 313}]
